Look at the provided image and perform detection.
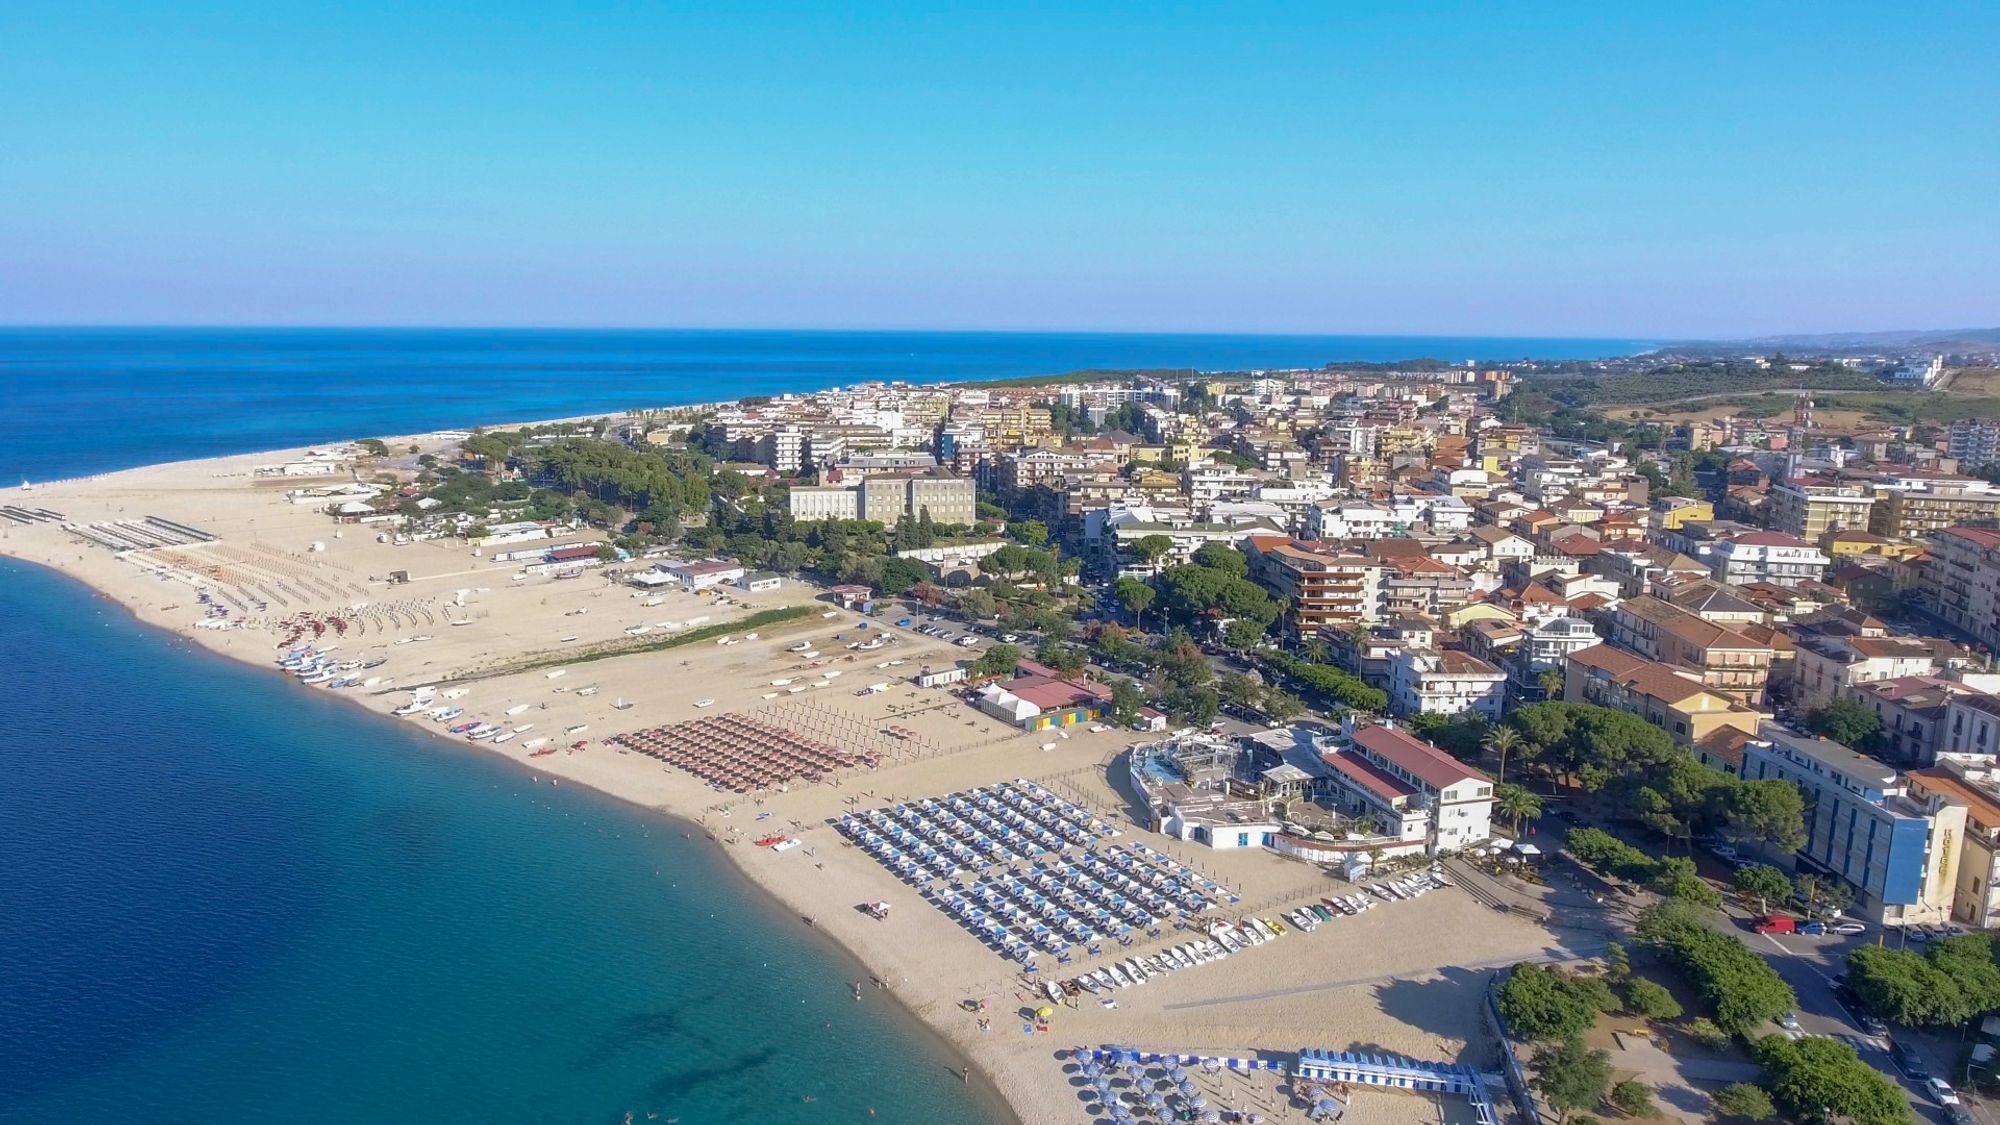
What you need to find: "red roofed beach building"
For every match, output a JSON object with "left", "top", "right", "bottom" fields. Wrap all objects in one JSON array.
[{"left": 1318, "top": 721, "right": 1496, "bottom": 857}]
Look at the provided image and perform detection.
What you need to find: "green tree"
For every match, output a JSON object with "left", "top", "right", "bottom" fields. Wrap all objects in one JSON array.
[
  {"left": 1495, "top": 783, "right": 1544, "bottom": 833},
  {"left": 972, "top": 644, "right": 1022, "bottom": 678},
  {"left": 1750, "top": 1033, "right": 1911, "bottom": 1125},
  {"left": 1607, "top": 1080, "right": 1654, "bottom": 1118},
  {"left": 1711, "top": 1083, "right": 1775, "bottom": 1121},
  {"left": 1806, "top": 699, "right": 1885, "bottom": 752},
  {"left": 1010, "top": 519, "right": 1049, "bottom": 547},
  {"left": 1496, "top": 963, "right": 1601, "bottom": 1042},
  {"left": 1848, "top": 935, "right": 2000, "bottom": 1027},
  {"left": 1113, "top": 576, "right": 1156, "bottom": 626},
  {"left": 1653, "top": 857, "right": 1722, "bottom": 907},
  {"left": 1732, "top": 865, "right": 1793, "bottom": 914},
  {"left": 356, "top": 438, "right": 389, "bottom": 457},
  {"left": 1533, "top": 1036, "right": 1613, "bottom": 1125},
  {"left": 1484, "top": 725, "right": 1523, "bottom": 783},
  {"left": 1622, "top": 978, "right": 1683, "bottom": 1020},
  {"left": 1107, "top": 677, "right": 1146, "bottom": 726},
  {"left": 1261, "top": 687, "right": 1306, "bottom": 724},
  {"left": 1635, "top": 901, "right": 1795, "bottom": 1036},
  {"left": 1190, "top": 541, "right": 1249, "bottom": 577},
  {"left": 1724, "top": 780, "right": 1807, "bottom": 855},
  {"left": 1128, "top": 534, "right": 1174, "bottom": 572},
  {"left": 959, "top": 588, "right": 997, "bottom": 621},
  {"left": 1219, "top": 672, "right": 1264, "bottom": 713},
  {"left": 1685, "top": 1018, "right": 1730, "bottom": 1051}
]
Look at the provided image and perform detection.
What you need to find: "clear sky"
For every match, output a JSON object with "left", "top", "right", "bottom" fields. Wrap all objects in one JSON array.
[{"left": 2, "top": 2, "right": 1994, "bottom": 337}]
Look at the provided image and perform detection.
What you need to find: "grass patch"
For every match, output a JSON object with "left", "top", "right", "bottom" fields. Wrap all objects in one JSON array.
[{"left": 416, "top": 603, "right": 820, "bottom": 686}]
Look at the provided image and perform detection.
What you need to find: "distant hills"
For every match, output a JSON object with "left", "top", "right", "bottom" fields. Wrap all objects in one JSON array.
[{"left": 1674, "top": 327, "right": 2000, "bottom": 354}]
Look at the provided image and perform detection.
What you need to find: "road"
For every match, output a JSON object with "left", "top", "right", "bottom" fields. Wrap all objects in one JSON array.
[{"left": 1543, "top": 814, "right": 1968, "bottom": 1125}]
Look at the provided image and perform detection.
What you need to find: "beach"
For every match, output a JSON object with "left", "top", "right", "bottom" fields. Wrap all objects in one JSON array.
[{"left": 3, "top": 435, "right": 1597, "bottom": 1124}]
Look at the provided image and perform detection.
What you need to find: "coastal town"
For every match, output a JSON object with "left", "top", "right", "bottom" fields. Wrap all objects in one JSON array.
[{"left": 17, "top": 348, "right": 2000, "bottom": 1125}]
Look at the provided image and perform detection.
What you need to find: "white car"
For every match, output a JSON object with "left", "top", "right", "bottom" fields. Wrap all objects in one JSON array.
[{"left": 1927, "top": 1078, "right": 1960, "bottom": 1106}]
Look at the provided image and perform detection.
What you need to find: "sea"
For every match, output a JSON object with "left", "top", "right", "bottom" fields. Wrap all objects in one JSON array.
[{"left": 0, "top": 328, "right": 1645, "bottom": 1124}]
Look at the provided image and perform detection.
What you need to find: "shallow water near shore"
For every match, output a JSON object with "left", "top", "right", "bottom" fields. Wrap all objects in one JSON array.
[{"left": 0, "top": 557, "right": 1005, "bottom": 1123}]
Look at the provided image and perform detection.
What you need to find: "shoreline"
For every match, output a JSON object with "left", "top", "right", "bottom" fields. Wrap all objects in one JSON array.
[
  {"left": 0, "top": 550, "right": 1028, "bottom": 1125},
  {"left": 4, "top": 430, "right": 1583, "bottom": 1125}
]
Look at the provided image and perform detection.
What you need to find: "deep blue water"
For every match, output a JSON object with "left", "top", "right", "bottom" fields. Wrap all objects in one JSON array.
[
  {"left": 0, "top": 328, "right": 1646, "bottom": 1123},
  {"left": 0, "top": 558, "right": 1002, "bottom": 1124},
  {"left": 0, "top": 327, "right": 1646, "bottom": 480}
]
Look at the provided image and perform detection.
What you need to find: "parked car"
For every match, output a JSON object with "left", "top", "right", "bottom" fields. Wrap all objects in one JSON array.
[
  {"left": 1926, "top": 1077, "right": 1960, "bottom": 1106},
  {"left": 1800, "top": 920, "right": 1827, "bottom": 936},
  {"left": 1893, "top": 1040, "right": 1930, "bottom": 1080},
  {"left": 1830, "top": 921, "right": 1867, "bottom": 936},
  {"left": 1710, "top": 843, "right": 1740, "bottom": 861},
  {"left": 1751, "top": 915, "right": 1797, "bottom": 934},
  {"left": 1859, "top": 1012, "right": 1889, "bottom": 1037}
]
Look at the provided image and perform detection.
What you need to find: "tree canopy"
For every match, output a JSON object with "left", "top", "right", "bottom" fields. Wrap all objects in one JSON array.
[
  {"left": 1496, "top": 963, "right": 1610, "bottom": 1041},
  {"left": 1635, "top": 901, "right": 1795, "bottom": 1036},
  {"left": 1848, "top": 935, "right": 2000, "bottom": 1027},
  {"left": 1750, "top": 1034, "right": 1911, "bottom": 1125}
]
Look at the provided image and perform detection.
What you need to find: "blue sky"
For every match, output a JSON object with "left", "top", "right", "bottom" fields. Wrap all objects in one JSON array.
[{"left": 1, "top": 2, "right": 1994, "bottom": 336}]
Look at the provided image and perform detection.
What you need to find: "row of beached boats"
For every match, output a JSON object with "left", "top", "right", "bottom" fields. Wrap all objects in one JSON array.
[
  {"left": 1049, "top": 868, "right": 1455, "bottom": 1000},
  {"left": 276, "top": 645, "right": 386, "bottom": 689},
  {"left": 387, "top": 686, "right": 589, "bottom": 755}
]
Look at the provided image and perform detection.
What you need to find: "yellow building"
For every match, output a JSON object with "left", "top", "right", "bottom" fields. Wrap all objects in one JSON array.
[
  {"left": 1653, "top": 497, "right": 1714, "bottom": 530},
  {"left": 1824, "top": 529, "right": 1926, "bottom": 560}
]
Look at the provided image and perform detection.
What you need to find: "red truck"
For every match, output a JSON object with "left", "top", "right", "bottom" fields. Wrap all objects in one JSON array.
[{"left": 1751, "top": 915, "right": 1797, "bottom": 934}]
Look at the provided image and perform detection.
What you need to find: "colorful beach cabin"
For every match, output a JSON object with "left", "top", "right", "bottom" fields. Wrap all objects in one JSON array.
[{"left": 973, "top": 659, "right": 1112, "bottom": 731}]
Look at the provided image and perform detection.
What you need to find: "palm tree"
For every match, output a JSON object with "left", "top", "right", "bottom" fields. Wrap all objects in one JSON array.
[
  {"left": 1483, "top": 726, "right": 1523, "bottom": 783},
  {"left": 1538, "top": 668, "right": 1565, "bottom": 701},
  {"left": 1495, "top": 783, "right": 1544, "bottom": 834}
]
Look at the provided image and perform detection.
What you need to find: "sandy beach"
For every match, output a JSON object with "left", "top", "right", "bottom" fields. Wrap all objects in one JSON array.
[{"left": 3, "top": 436, "right": 1599, "bottom": 1125}]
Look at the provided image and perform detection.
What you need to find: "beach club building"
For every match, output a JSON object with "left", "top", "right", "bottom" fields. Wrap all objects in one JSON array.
[
  {"left": 658, "top": 560, "right": 746, "bottom": 591},
  {"left": 1318, "top": 721, "right": 1495, "bottom": 857},
  {"left": 973, "top": 659, "right": 1113, "bottom": 731}
]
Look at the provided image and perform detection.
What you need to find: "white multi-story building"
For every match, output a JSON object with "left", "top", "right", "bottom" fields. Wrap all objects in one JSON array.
[
  {"left": 1947, "top": 421, "right": 2000, "bottom": 470},
  {"left": 1707, "top": 531, "right": 1829, "bottom": 588},
  {"left": 1184, "top": 464, "right": 1261, "bottom": 505},
  {"left": 787, "top": 484, "right": 861, "bottom": 521},
  {"left": 1317, "top": 721, "right": 1494, "bottom": 855},
  {"left": 1306, "top": 501, "right": 1400, "bottom": 541},
  {"left": 1389, "top": 649, "right": 1507, "bottom": 720}
]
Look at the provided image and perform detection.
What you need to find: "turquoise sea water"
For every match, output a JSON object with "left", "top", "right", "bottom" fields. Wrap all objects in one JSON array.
[{"left": 0, "top": 329, "right": 1645, "bottom": 1123}]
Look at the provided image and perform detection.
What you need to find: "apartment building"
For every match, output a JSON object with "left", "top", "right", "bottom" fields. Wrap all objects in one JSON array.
[
  {"left": 1946, "top": 420, "right": 2000, "bottom": 471},
  {"left": 786, "top": 483, "right": 861, "bottom": 521},
  {"left": 1246, "top": 539, "right": 1387, "bottom": 637},
  {"left": 1924, "top": 527, "right": 2000, "bottom": 652},
  {"left": 1905, "top": 758, "right": 2000, "bottom": 930},
  {"left": 1846, "top": 676, "right": 1978, "bottom": 767},
  {"left": 1707, "top": 531, "right": 1830, "bottom": 589},
  {"left": 1740, "top": 726, "right": 1962, "bottom": 926},
  {"left": 789, "top": 472, "right": 974, "bottom": 527},
  {"left": 1766, "top": 480, "right": 1877, "bottom": 542},
  {"left": 1389, "top": 649, "right": 1506, "bottom": 719},
  {"left": 1606, "top": 595, "right": 1775, "bottom": 703},
  {"left": 1563, "top": 644, "right": 1766, "bottom": 747},
  {"left": 1791, "top": 631, "right": 1959, "bottom": 710},
  {"left": 1870, "top": 476, "right": 2000, "bottom": 539}
]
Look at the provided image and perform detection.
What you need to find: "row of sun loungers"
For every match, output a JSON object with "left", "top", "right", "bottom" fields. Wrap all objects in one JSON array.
[
  {"left": 612, "top": 713, "right": 872, "bottom": 792},
  {"left": 838, "top": 781, "right": 1245, "bottom": 964},
  {"left": 1053, "top": 868, "right": 1455, "bottom": 996}
]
